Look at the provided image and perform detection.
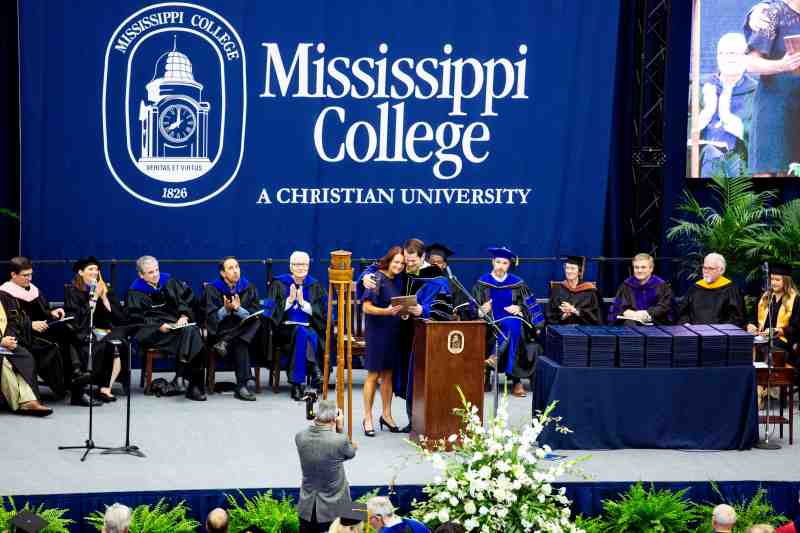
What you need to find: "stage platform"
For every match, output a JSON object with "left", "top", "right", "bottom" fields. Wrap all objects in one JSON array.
[{"left": 4, "top": 369, "right": 800, "bottom": 529}]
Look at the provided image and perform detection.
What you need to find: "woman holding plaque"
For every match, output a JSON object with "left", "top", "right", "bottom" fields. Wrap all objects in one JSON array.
[
  {"left": 64, "top": 257, "right": 129, "bottom": 402},
  {"left": 361, "top": 246, "right": 405, "bottom": 436}
]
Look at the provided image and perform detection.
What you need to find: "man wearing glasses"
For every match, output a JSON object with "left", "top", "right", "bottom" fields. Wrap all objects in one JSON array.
[
  {"left": 267, "top": 251, "right": 327, "bottom": 401},
  {"left": 678, "top": 252, "right": 745, "bottom": 326}
]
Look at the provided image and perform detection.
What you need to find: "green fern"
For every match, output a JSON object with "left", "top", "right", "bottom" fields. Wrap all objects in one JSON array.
[
  {"left": 599, "top": 482, "right": 700, "bottom": 533},
  {"left": 666, "top": 173, "right": 777, "bottom": 281},
  {"left": 225, "top": 490, "right": 299, "bottom": 533},
  {"left": 0, "top": 496, "right": 73, "bottom": 533},
  {"left": 87, "top": 499, "right": 198, "bottom": 533}
]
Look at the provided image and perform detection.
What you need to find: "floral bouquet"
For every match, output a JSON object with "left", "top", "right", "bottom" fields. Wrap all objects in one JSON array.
[{"left": 411, "top": 391, "right": 585, "bottom": 532}]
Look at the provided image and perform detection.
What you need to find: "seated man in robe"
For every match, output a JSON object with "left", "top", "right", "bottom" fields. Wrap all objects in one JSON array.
[
  {"left": 126, "top": 255, "right": 206, "bottom": 401},
  {"left": 267, "top": 251, "right": 327, "bottom": 401},
  {"left": 678, "top": 252, "right": 745, "bottom": 326},
  {"left": 0, "top": 292, "right": 52, "bottom": 416},
  {"left": 0, "top": 256, "right": 86, "bottom": 404},
  {"left": 546, "top": 256, "right": 603, "bottom": 325},
  {"left": 203, "top": 256, "right": 263, "bottom": 401},
  {"left": 608, "top": 253, "right": 674, "bottom": 325}
]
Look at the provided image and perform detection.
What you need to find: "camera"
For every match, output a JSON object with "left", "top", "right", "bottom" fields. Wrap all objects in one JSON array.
[{"left": 303, "top": 389, "right": 318, "bottom": 420}]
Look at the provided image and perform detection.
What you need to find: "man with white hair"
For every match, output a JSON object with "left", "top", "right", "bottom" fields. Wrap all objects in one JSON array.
[
  {"left": 366, "top": 496, "right": 430, "bottom": 533},
  {"left": 295, "top": 399, "right": 356, "bottom": 533},
  {"left": 678, "top": 253, "right": 745, "bottom": 326},
  {"left": 712, "top": 503, "right": 737, "bottom": 533},
  {"left": 267, "top": 251, "right": 327, "bottom": 401},
  {"left": 101, "top": 503, "right": 131, "bottom": 533},
  {"left": 126, "top": 255, "right": 206, "bottom": 401}
]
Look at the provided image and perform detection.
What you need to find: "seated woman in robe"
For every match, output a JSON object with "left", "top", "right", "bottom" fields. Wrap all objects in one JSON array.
[
  {"left": 0, "top": 293, "right": 52, "bottom": 416},
  {"left": 546, "top": 256, "right": 602, "bottom": 325},
  {"left": 64, "top": 257, "right": 129, "bottom": 402},
  {"left": 471, "top": 247, "right": 542, "bottom": 398},
  {"left": 746, "top": 263, "right": 799, "bottom": 353}
]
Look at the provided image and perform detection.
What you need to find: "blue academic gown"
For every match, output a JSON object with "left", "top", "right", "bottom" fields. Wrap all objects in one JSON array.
[{"left": 382, "top": 518, "right": 430, "bottom": 533}]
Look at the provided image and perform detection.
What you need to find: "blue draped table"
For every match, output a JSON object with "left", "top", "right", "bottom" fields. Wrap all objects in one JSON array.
[{"left": 533, "top": 356, "right": 759, "bottom": 450}]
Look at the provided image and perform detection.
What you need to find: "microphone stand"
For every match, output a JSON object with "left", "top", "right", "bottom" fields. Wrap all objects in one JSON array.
[
  {"left": 59, "top": 291, "right": 113, "bottom": 461},
  {"left": 447, "top": 267, "right": 508, "bottom": 419},
  {"left": 755, "top": 264, "right": 780, "bottom": 450},
  {"left": 103, "top": 338, "right": 145, "bottom": 458}
]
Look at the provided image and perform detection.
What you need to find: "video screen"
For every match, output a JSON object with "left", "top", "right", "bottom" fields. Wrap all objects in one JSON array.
[{"left": 688, "top": 0, "right": 800, "bottom": 178}]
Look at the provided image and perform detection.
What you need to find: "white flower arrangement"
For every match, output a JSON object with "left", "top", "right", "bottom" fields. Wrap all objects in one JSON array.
[{"left": 410, "top": 390, "right": 584, "bottom": 533}]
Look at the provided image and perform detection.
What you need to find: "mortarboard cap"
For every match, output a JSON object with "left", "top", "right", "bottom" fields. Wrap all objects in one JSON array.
[
  {"left": 564, "top": 256, "right": 586, "bottom": 270},
  {"left": 426, "top": 243, "right": 454, "bottom": 260},
  {"left": 72, "top": 256, "right": 100, "bottom": 273},
  {"left": 488, "top": 247, "right": 518, "bottom": 265},
  {"left": 336, "top": 502, "right": 369, "bottom": 526},
  {"left": 11, "top": 510, "right": 48, "bottom": 533},
  {"left": 770, "top": 262, "right": 793, "bottom": 276}
]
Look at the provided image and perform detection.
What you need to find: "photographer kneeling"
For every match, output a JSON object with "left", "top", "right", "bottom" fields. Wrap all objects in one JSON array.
[{"left": 295, "top": 400, "right": 357, "bottom": 533}]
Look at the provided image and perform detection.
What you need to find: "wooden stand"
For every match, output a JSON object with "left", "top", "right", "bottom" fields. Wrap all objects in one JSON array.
[
  {"left": 756, "top": 363, "right": 796, "bottom": 445},
  {"left": 322, "top": 250, "right": 354, "bottom": 441},
  {"left": 410, "top": 320, "right": 485, "bottom": 446}
]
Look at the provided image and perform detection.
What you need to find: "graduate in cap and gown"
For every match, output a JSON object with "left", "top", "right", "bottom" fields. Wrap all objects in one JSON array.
[
  {"left": 746, "top": 262, "right": 799, "bottom": 352},
  {"left": 546, "top": 256, "right": 603, "bottom": 325},
  {"left": 64, "top": 256, "right": 129, "bottom": 402},
  {"left": 471, "top": 247, "right": 543, "bottom": 398},
  {"left": 126, "top": 255, "right": 206, "bottom": 401},
  {"left": 678, "top": 252, "right": 745, "bottom": 326},
  {"left": 608, "top": 253, "right": 674, "bottom": 325},
  {"left": 204, "top": 256, "right": 263, "bottom": 401},
  {"left": 267, "top": 251, "right": 327, "bottom": 402},
  {"left": 328, "top": 502, "right": 368, "bottom": 533},
  {"left": 0, "top": 293, "right": 52, "bottom": 416}
]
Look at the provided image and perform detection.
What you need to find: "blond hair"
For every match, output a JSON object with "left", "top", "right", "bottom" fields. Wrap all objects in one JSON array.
[
  {"left": 748, "top": 525, "right": 775, "bottom": 533},
  {"left": 759, "top": 275, "right": 798, "bottom": 314},
  {"left": 327, "top": 519, "right": 364, "bottom": 533},
  {"left": 632, "top": 253, "right": 654, "bottom": 266}
]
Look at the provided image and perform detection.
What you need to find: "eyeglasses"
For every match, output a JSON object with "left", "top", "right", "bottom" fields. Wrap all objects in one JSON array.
[
  {"left": 702, "top": 265, "right": 720, "bottom": 271},
  {"left": 291, "top": 263, "right": 309, "bottom": 267}
]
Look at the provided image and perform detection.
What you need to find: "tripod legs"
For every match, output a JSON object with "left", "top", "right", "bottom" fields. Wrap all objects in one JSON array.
[{"left": 103, "top": 340, "right": 145, "bottom": 458}]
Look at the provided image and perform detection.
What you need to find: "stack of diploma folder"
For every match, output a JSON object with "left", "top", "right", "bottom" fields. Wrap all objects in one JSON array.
[
  {"left": 631, "top": 325, "right": 673, "bottom": 367},
  {"left": 655, "top": 325, "right": 699, "bottom": 367},
  {"left": 546, "top": 325, "right": 588, "bottom": 367},
  {"left": 577, "top": 326, "right": 617, "bottom": 367},
  {"left": 605, "top": 326, "right": 645, "bottom": 367},
  {"left": 685, "top": 324, "right": 728, "bottom": 367}
]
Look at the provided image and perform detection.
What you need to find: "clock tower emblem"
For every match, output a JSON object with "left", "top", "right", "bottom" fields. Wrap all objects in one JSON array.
[{"left": 137, "top": 38, "right": 211, "bottom": 182}]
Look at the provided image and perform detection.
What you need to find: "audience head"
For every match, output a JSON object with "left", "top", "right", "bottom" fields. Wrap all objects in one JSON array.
[
  {"left": 564, "top": 255, "right": 586, "bottom": 283},
  {"left": 102, "top": 503, "right": 131, "bottom": 533},
  {"left": 747, "top": 525, "right": 774, "bottom": 533},
  {"left": 426, "top": 243, "right": 454, "bottom": 272},
  {"left": 632, "top": 253, "right": 655, "bottom": 284},
  {"left": 434, "top": 523, "right": 467, "bottom": 533},
  {"left": 402, "top": 238, "right": 425, "bottom": 274},
  {"left": 206, "top": 507, "right": 229, "bottom": 533},
  {"left": 366, "top": 496, "right": 396, "bottom": 531},
  {"left": 378, "top": 246, "right": 405, "bottom": 276},
  {"left": 315, "top": 400, "right": 338, "bottom": 426},
  {"left": 717, "top": 32, "right": 747, "bottom": 78},
  {"left": 702, "top": 253, "right": 726, "bottom": 284},
  {"left": 136, "top": 255, "right": 160, "bottom": 285},
  {"left": 328, "top": 518, "right": 364, "bottom": 533},
  {"left": 9, "top": 256, "right": 33, "bottom": 288},
  {"left": 711, "top": 503, "right": 736, "bottom": 532},
  {"left": 289, "top": 251, "right": 311, "bottom": 281},
  {"left": 329, "top": 502, "right": 368, "bottom": 533},
  {"left": 219, "top": 256, "right": 240, "bottom": 286}
]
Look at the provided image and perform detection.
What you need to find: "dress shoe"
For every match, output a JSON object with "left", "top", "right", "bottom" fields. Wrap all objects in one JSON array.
[
  {"left": 362, "top": 419, "right": 376, "bottom": 437},
  {"left": 290, "top": 384, "right": 305, "bottom": 402},
  {"left": 235, "top": 385, "right": 256, "bottom": 401},
  {"left": 94, "top": 389, "right": 116, "bottom": 403},
  {"left": 171, "top": 376, "right": 187, "bottom": 394},
  {"left": 17, "top": 401, "right": 53, "bottom": 417},
  {"left": 379, "top": 416, "right": 400, "bottom": 433},
  {"left": 399, "top": 423, "right": 412, "bottom": 434},
  {"left": 186, "top": 385, "right": 207, "bottom": 401},
  {"left": 71, "top": 392, "right": 102, "bottom": 407},
  {"left": 71, "top": 371, "right": 92, "bottom": 387}
]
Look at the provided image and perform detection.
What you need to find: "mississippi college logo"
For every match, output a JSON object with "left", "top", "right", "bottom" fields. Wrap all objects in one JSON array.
[{"left": 103, "top": 3, "right": 246, "bottom": 207}]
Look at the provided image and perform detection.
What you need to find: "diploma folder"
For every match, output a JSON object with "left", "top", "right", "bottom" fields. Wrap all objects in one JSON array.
[{"left": 390, "top": 295, "right": 417, "bottom": 313}]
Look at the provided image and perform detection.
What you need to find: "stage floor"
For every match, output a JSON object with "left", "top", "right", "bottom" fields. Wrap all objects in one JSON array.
[{"left": 3, "top": 370, "right": 800, "bottom": 496}]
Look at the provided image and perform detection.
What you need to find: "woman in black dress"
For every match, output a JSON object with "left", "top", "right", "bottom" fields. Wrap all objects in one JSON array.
[
  {"left": 64, "top": 257, "right": 128, "bottom": 402},
  {"left": 361, "top": 246, "right": 405, "bottom": 436}
]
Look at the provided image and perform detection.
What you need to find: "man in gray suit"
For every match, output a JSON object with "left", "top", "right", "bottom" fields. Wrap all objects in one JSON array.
[{"left": 295, "top": 399, "right": 357, "bottom": 533}]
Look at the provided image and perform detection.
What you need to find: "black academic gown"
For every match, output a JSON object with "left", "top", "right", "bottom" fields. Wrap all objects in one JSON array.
[
  {"left": 64, "top": 284, "right": 129, "bottom": 387},
  {"left": 126, "top": 276, "right": 204, "bottom": 363},
  {"left": 0, "top": 287, "right": 68, "bottom": 397},
  {"left": 0, "top": 293, "right": 40, "bottom": 401},
  {"left": 678, "top": 278, "right": 745, "bottom": 326},
  {"left": 204, "top": 279, "right": 262, "bottom": 342},
  {"left": 546, "top": 281, "right": 603, "bottom": 325}
]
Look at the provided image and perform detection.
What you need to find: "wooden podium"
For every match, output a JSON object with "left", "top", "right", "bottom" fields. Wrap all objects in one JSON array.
[{"left": 410, "top": 320, "right": 486, "bottom": 444}]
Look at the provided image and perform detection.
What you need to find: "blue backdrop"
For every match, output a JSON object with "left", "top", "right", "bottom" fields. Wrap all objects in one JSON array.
[{"left": 18, "top": 1, "right": 622, "bottom": 294}]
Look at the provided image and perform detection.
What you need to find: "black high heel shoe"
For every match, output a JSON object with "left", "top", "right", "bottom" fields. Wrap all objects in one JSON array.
[
  {"left": 362, "top": 419, "right": 376, "bottom": 437},
  {"left": 379, "top": 416, "right": 400, "bottom": 433}
]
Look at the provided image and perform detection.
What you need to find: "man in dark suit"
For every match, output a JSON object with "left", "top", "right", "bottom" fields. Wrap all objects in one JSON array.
[{"left": 295, "top": 399, "right": 357, "bottom": 533}]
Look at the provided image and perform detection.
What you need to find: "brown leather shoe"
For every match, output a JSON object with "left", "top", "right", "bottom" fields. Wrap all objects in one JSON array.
[{"left": 17, "top": 400, "right": 53, "bottom": 417}]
